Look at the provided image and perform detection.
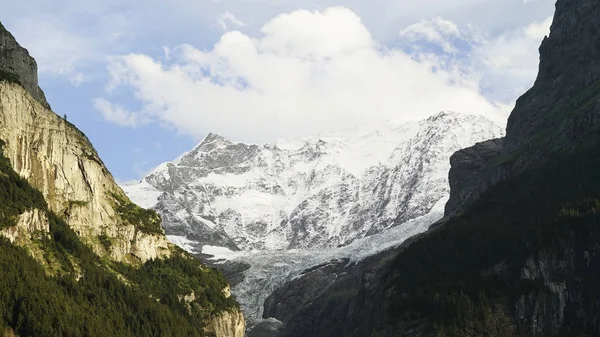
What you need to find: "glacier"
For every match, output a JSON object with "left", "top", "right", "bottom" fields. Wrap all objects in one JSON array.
[{"left": 218, "top": 197, "right": 446, "bottom": 324}]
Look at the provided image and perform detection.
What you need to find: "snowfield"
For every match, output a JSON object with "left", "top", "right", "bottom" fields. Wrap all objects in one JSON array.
[{"left": 124, "top": 111, "right": 503, "bottom": 251}]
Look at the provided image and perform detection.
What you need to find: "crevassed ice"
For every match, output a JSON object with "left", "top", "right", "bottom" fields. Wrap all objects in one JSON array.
[{"left": 201, "top": 196, "right": 446, "bottom": 325}]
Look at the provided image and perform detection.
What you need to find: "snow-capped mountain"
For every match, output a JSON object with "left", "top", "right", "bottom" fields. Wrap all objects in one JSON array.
[{"left": 123, "top": 111, "right": 504, "bottom": 251}]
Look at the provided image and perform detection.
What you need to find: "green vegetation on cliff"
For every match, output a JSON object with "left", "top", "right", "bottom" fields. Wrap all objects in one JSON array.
[
  {"left": 0, "top": 139, "right": 46, "bottom": 230},
  {"left": 0, "top": 140, "right": 238, "bottom": 336},
  {"left": 110, "top": 192, "right": 164, "bottom": 235},
  {"left": 389, "top": 136, "right": 600, "bottom": 336}
]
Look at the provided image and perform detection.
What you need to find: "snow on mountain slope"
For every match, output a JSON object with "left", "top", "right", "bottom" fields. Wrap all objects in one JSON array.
[
  {"left": 123, "top": 111, "right": 504, "bottom": 251},
  {"left": 226, "top": 197, "right": 448, "bottom": 324}
]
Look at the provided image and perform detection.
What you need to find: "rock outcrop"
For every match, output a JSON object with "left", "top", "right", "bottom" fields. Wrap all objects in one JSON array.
[
  {"left": 0, "top": 208, "right": 49, "bottom": 245},
  {"left": 0, "top": 22, "right": 49, "bottom": 109},
  {"left": 445, "top": 0, "right": 600, "bottom": 215},
  {"left": 247, "top": 318, "right": 284, "bottom": 337},
  {"left": 255, "top": 233, "right": 426, "bottom": 337},
  {"left": 444, "top": 138, "right": 503, "bottom": 215},
  {"left": 0, "top": 23, "right": 172, "bottom": 265},
  {"left": 205, "top": 308, "right": 246, "bottom": 337},
  {"left": 504, "top": 0, "right": 600, "bottom": 156}
]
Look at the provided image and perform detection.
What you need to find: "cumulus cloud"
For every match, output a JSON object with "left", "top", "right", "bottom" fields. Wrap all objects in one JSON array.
[
  {"left": 96, "top": 7, "right": 527, "bottom": 142},
  {"left": 93, "top": 98, "right": 142, "bottom": 127},
  {"left": 399, "top": 17, "right": 464, "bottom": 54},
  {"left": 398, "top": 15, "right": 551, "bottom": 103},
  {"left": 4, "top": 0, "right": 554, "bottom": 89}
]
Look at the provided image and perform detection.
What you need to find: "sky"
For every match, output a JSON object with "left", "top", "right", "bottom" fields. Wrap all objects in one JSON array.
[{"left": 0, "top": 0, "right": 556, "bottom": 182}]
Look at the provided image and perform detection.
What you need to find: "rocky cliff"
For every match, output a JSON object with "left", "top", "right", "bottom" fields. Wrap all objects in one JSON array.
[
  {"left": 446, "top": 0, "right": 600, "bottom": 215},
  {"left": 0, "top": 81, "right": 171, "bottom": 264},
  {"left": 205, "top": 309, "right": 246, "bottom": 337},
  {"left": 0, "top": 22, "right": 244, "bottom": 337},
  {"left": 0, "top": 22, "right": 172, "bottom": 264},
  {"left": 444, "top": 138, "right": 503, "bottom": 216}
]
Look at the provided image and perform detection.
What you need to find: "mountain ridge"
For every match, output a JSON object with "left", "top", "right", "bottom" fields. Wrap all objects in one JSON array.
[{"left": 124, "top": 111, "right": 504, "bottom": 252}]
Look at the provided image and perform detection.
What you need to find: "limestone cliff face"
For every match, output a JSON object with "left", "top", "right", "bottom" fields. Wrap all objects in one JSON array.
[
  {"left": 205, "top": 308, "right": 246, "bottom": 337},
  {"left": 0, "top": 208, "right": 51, "bottom": 269},
  {"left": 204, "top": 285, "right": 246, "bottom": 337},
  {"left": 0, "top": 81, "right": 171, "bottom": 263},
  {"left": 1, "top": 208, "right": 49, "bottom": 245},
  {"left": 0, "top": 22, "right": 245, "bottom": 334}
]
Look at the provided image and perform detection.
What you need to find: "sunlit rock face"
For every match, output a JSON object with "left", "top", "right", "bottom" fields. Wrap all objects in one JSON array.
[{"left": 0, "top": 81, "right": 171, "bottom": 264}]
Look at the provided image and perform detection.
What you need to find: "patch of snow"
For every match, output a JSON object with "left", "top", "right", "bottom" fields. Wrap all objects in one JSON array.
[
  {"left": 167, "top": 235, "right": 199, "bottom": 253},
  {"left": 122, "top": 179, "right": 162, "bottom": 209},
  {"left": 228, "top": 197, "right": 447, "bottom": 324},
  {"left": 202, "top": 245, "right": 247, "bottom": 261}
]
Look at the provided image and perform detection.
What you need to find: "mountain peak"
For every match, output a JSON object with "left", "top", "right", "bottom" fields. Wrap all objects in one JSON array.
[
  {"left": 203, "top": 132, "right": 228, "bottom": 143},
  {"left": 124, "top": 113, "right": 503, "bottom": 251},
  {"left": 0, "top": 21, "right": 50, "bottom": 109},
  {"left": 427, "top": 110, "right": 454, "bottom": 120},
  {"left": 192, "top": 132, "right": 232, "bottom": 152}
]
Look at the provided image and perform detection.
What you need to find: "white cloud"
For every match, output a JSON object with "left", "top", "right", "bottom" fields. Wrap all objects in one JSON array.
[
  {"left": 473, "top": 16, "right": 552, "bottom": 101},
  {"left": 397, "top": 15, "right": 551, "bottom": 103},
  {"left": 399, "top": 17, "right": 463, "bottom": 54},
  {"left": 3, "top": 0, "right": 554, "bottom": 88},
  {"left": 69, "top": 72, "right": 85, "bottom": 87},
  {"left": 218, "top": 11, "right": 247, "bottom": 30},
  {"left": 93, "top": 98, "right": 142, "bottom": 127},
  {"left": 97, "top": 7, "right": 517, "bottom": 142}
]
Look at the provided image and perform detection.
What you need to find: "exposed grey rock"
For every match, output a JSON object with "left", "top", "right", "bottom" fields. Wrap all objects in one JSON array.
[
  {"left": 444, "top": 138, "right": 503, "bottom": 215},
  {"left": 262, "top": 258, "right": 357, "bottom": 324},
  {"left": 445, "top": 0, "right": 600, "bottom": 217},
  {"left": 261, "top": 232, "right": 432, "bottom": 337},
  {"left": 195, "top": 257, "right": 251, "bottom": 287},
  {"left": 0, "top": 21, "right": 50, "bottom": 109},
  {"left": 504, "top": 0, "right": 600, "bottom": 157},
  {"left": 247, "top": 318, "right": 284, "bottom": 337}
]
